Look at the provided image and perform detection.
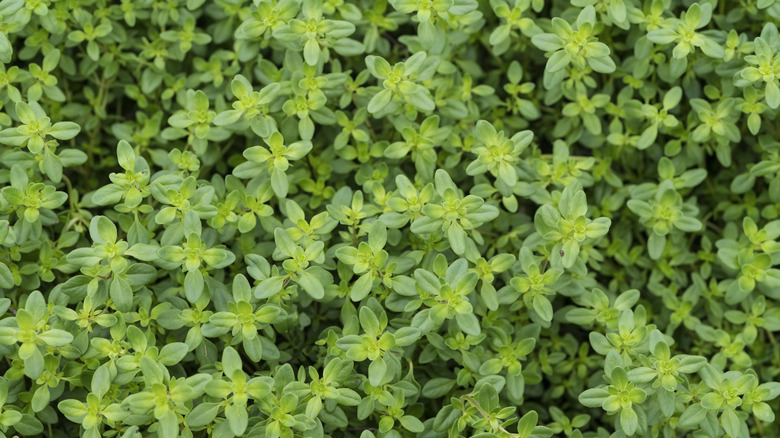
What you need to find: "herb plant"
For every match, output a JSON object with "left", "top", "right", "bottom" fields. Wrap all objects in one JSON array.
[{"left": 0, "top": 0, "right": 779, "bottom": 437}]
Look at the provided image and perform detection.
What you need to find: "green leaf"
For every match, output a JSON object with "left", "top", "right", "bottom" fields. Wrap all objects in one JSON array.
[
  {"left": 90, "top": 216, "right": 117, "bottom": 245},
  {"left": 48, "top": 122, "right": 81, "bottom": 140},
  {"left": 579, "top": 388, "right": 609, "bottom": 407},
  {"left": 117, "top": 140, "right": 136, "bottom": 170},
  {"left": 647, "top": 233, "right": 666, "bottom": 260},
  {"left": 15, "top": 101, "right": 36, "bottom": 125},
  {"left": 766, "top": 81, "right": 780, "bottom": 109},
  {"left": 399, "top": 415, "right": 425, "bottom": 433},
  {"left": 297, "top": 269, "right": 324, "bottom": 299},
  {"left": 304, "top": 38, "right": 320, "bottom": 65},
  {"left": 0, "top": 263, "right": 14, "bottom": 289},
  {"left": 225, "top": 403, "right": 249, "bottom": 435},
  {"left": 159, "top": 343, "right": 189, "bottom": 366},
  {"left": 110, "top": 277, "right": 133, "bottom": 312},
  {"left": 270, "top": 168, "right": 289, "bottom": 198},
  {"left": 91, "top": 365, "right": 111, "bottom": 399},
  {"left": 679, "top": 403, "right": 707, "bottom": 428},
  {"left": 455, "top": 312, "right": 481, "bottom": 336},
  {"left": 351, "top": 273, "right": 373, "bottom": 301},
  {"left": 184, "top": 269, "right": 205, "bottom": 302},
  {"left": 393, "top": 327, "right": 421, "bottom": 346},
  {"left": 368, "top": 89, "right": 393, "bottom": 113},
  {"left": 546, "top": 51, "right": 571, "bottom": 72},
  {"left": 720, "top": 408, "right": 741, "bottom": 438},
  {"left": 274, "top": 228, "right": 297, "bottom": 257},
  {"left": 368, "top": 357, "right": 387, "bottom": 386},
  {"left": 187, "top": 403, "right": 220, "bottom": 428},
  {"left": 587, "top": 56, "right": 616, "bottom": 73},
  {"left": 517, "top": 411, "right": 538, "bottom": 437},
  {"left": 620, "top": 406, "right": 638, "bottom": 435},
  {"left": 158, "top": 409, "right": 178, "bottom": 438},
  {"left": 58, "top": 400, "right": 88, "bottom": 418},
  {"left": 422, "top": 378, "right": 455, "bottom": 398},
  {"left": 532, "top": 295, "right": 553, "bottom": 322},
  {"left": 38, "top": 329, "right": 74, "bottom": 347},
  {"left": 406, "top": 88, "right": 435, "bottom": 112}
]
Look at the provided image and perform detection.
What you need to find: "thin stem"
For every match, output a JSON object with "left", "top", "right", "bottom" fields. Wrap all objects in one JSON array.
[
  {"left": 61, "top": 174, "right": 78, "bottom": 214},
  {"left": 755, "top": 413, "right": 765, "bottom": 437},
  {"left": 383, "top": 32, "right": 409, "bottom": 57},
  {"left": 460, "top": 394, "right": 518, "bottom": 437}
]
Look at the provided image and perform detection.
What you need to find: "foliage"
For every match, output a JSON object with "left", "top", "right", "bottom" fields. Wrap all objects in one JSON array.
[{"left": 0, "top": 0, "right": 779, "bottom": 437}]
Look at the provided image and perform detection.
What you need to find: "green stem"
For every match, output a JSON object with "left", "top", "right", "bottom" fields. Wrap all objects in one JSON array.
[{"left": 460, "top": 394, "right": 519, "bottom": 437}]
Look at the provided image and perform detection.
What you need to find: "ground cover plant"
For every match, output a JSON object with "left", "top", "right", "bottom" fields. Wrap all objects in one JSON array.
[{"left": 1, "top": 0, "right": 780, "bottom": 437}]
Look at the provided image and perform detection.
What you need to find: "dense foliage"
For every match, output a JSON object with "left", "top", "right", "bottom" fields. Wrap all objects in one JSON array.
[{"left": 0, "top": 0, "right": 780, "bottom": 437}]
